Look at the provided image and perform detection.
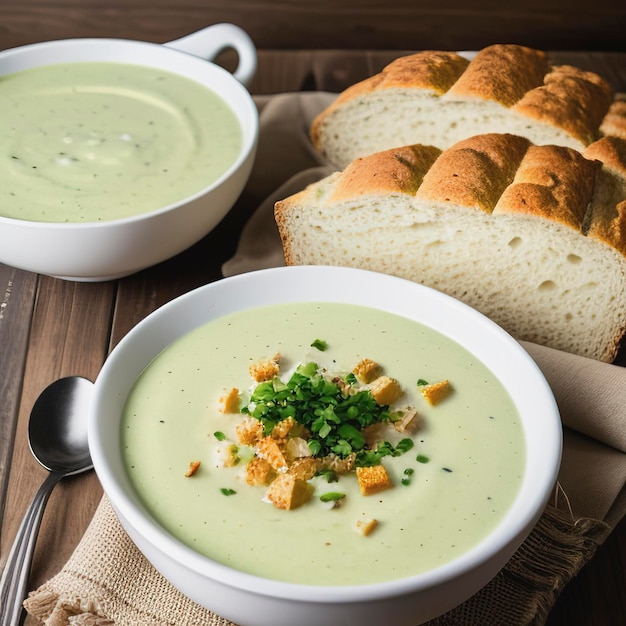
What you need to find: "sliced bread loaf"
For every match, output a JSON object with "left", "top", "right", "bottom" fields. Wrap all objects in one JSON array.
[
  {"left": 310, "top": 44, "right": 625, "bottom": 169},
  {"left": 274, "top": 134, "right": 626, "bottom": 362}
]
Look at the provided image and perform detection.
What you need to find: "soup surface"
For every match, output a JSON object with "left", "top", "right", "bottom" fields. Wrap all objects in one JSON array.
[
  {"left": 0, "top": 61, "right": 241, "bottom": 222},
  {"left": 121, "top": 302, "right": 525, "bottom": 585}
]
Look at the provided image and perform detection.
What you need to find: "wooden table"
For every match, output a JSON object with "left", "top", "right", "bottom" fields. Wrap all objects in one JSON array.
[{"left": 1, "top": 49, "right": 625, "bottom": 626}]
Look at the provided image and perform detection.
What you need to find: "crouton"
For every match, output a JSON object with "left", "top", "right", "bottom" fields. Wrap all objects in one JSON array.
[
  {"left": 288, "top": 457, "right": 318, "bottom": 480},
  {"left": 272, "top": 416, "right": 296, "bottom": 439},
  {"left": 353, "top": 358, "right": 382, "bottom": 383},
  {"left": 236, "top": 416, "right": 264, "bottom": 445},
  {"left": 354, "top": 517, "right": 379, "bottom": 536},
  {"left": 393, "top": 407, "right": 421, "bottom": 433},
  {"left": 218, "top": 387, "right": 240, "bottom": 414},
  {"left": 266, "top": 473, "right": 312, "bottom": 510},
  {"left": 184, "top": 460, "right": 201, "bottom": 477},
  {"left": 356, "top": 465, "right": 393, "bottom": 495},
  {"left": 419, "top": 380, "right": 452, "bottom": 405},
  {"left": 249, "top": 356, "right": 280, "bottom": 382},
  {"left": 368, "top": 376, "right": 403, "bottom": 406},
  {"left": 256, "top": 436, "right": 289, "bottom": 472},
  {"left": 246, "top": 456, "right": 275, "bottom": 486}
]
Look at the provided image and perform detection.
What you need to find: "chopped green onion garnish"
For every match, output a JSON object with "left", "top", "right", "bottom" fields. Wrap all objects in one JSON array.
[
  {"left": 417, "top": 379, "right": 429, "bottom": 387},
  {"left": 319, "top": 492, "right": 345, "bottom": 503},
  {"left": 311, "top": 339, "right": 328, "bottom": 351},
  {"left": 416, "top": 454, "right": 430, "bottom": 464},
  {"left": 220, "top": 488, "right": 236, "bottom": 496},
  {"left": 214, "top": 431, "right": 226, "bottom": 441}
]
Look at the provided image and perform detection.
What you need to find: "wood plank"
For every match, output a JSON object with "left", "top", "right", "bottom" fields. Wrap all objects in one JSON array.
[
  {"left": 0, "top": 1, "right": 624, "bottom": 52},
  {"left": 0, "top": 277, "right": 115, "bottom": 593},
  {"left": 0, "top": 265, "right": 37, "bottom": 529}
]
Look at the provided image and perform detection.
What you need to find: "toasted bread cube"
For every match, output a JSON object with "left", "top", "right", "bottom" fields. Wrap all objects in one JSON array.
[
  {"left": 353, "top": 358, "right": 382, "bottom": 384},
  {"left": 420, "top": 380, "right": 452, "bottom": 405},
  {"left": 249, "top": 356, "right": 280, "bottom": 382},
  {"left": 288, "top": 457, "right": 318, "bottom": 480},
  {"left": 354, "top": 517, "right": 379, "bottom": 536},
  {"left": 356, "top": 465, "right": 393, "bottom": 495},
  {"left": 266, "top": 473, "right": 312, "bottom": 510},
  {"left": 368, "top": 376, "right": 403, "bottom": 406},
  {"left": 256, "top": 436, "right": 289, "bottom": 472},
  {"left": 394, "top": 407, "right": 422, "bottom": 433},
  {"left": 236, "top": 417, "right": 264, "bottom": 445},
  {"left": 272, "top": 416, "right": 297, "bottom": 439},
  {"left": 246, "top": 456, "right": 275, "bottom": 486},
  {"left": 184, "top": 460, "right": 201, "bottom": 477},
  {"left": 218, "top": 387, "right": 240, "bottom": 414}
]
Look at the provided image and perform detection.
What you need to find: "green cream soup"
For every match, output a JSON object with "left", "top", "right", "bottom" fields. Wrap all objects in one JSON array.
[
  {"left": 121, "top": 302, "right": 525, "bottom": 585},
  {"left": 0, "top": 62, "right": 242, "bottom": 222}
]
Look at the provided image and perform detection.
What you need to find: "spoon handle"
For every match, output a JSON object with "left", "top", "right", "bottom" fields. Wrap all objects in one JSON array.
[{"left": 0, "top": 471, "right": 63, "bottom": 626}]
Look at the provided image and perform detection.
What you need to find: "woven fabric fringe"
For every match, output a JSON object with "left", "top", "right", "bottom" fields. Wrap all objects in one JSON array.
[
  {"left": 427, "top": 507, "right": 609, "bottom": 625},
  {"left": 24, "top": 496, "right": 608, "bottom": 626}
]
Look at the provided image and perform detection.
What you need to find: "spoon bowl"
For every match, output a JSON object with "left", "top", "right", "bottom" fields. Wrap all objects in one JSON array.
[
  {"left": 0, "top": 376, "right": 94, "bottom": 625},
  {"left": 28, "top": 376, "right": 94, "bottom": 475}
]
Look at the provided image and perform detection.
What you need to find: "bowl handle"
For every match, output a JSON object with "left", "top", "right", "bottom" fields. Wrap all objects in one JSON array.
[{"left": 164, "top": 23, "right": 257, "bottom": 86}]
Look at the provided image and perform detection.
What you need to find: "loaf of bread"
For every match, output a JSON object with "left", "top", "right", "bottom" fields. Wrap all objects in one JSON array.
[
  {"left": 274, "top": 134, "right": 626, "bottom": 362},
  {"left": 311, "top": 44, "right": 626, "bottom": 169}
]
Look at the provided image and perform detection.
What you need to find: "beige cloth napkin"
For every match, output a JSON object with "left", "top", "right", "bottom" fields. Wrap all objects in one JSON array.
[{"left": 25, "top": 93, "right": 626, "bottom": 626}]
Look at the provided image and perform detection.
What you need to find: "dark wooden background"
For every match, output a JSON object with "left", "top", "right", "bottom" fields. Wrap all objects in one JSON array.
[{"left": 1, "top": 0, "right": 625, "bottom": 54}]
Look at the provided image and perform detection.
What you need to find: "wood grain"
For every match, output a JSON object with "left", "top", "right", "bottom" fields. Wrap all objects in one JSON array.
[
  {"left": 0, "top": 266, "right": 37, "bottom": 527},
  {"left": 0, "top": 0, "right": 624, "bottom": 52},
  {"left": 0, "top": 278, "right": 114, "bottom": 589}
]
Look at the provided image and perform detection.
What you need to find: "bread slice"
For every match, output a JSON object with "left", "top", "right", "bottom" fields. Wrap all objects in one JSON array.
[
  {"left": 274, "top": 134, "right": 626, "bottom": 362},
  {"left": 311, "top": 44, "right": 623, "bottom": 169}
]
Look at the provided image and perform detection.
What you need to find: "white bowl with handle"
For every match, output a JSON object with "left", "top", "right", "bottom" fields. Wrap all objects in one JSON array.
[{"left": 0, "top": 24, "right": 258, "bottom": 281}]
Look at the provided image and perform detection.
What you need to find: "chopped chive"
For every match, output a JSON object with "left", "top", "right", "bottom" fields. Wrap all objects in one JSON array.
[
  {"left": 214, "top": 431, "right": 226, "bottom": 441},
  {"left": 311, "top": 339, "right": 328, "bottom": 351},
  {"left": 220, "top": 488, "right": 237, "bottom": 496},
  {"left": 416, "top": 454, "right": 430, "bottom": 464},
  {"left": 417, "top": 379, "right": 429, "bottom": 387},
  {"left": 319, "top": 492, "right": 345, "bottom": 503}
]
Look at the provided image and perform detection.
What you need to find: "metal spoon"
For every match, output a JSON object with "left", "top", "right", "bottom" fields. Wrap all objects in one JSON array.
[{"left": 0, "top": 376, "right": 94, "bottom": 626}]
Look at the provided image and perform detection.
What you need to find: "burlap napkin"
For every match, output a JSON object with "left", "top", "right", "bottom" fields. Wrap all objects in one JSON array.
[{"left": 25, "top": 93, "right": 626, "bottom": 626}]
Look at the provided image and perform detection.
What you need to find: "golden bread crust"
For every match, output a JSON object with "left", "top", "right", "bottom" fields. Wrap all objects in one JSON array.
[
  {"left": 600, "top": 94, "right": 626, "bottom": 140},
  {"left": 275, "top": 134, "right": 626, "bottom": 259},
  {"left": 330, "top": 144, "right": 441, "bottom": 202},
  {"left": 513, "top": 65, "right": 613, "bottom": 145},
  {"left": 309, "top": 50, "right": 468, "bottom": 148},
  {"left": 447, "top": 44, "right": 549, "bottom": 106},
  {"left": 416, "top": 134, "right": 531, "bottom": 211},
  {"left": 494, "top": 144, "right": 600, "bottom": 229},
  {"left": 584, "top": 137, "right": 626, "bottom": 254},
  {"left": 311, "top": 44, "right": 621, "bottom": 155}
]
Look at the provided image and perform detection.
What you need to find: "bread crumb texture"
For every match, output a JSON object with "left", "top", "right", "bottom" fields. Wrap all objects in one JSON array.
[
  {"left": 274, "top": 133, "right": 626, "bottom": 362},
  {"left": 311, "top": 44, "right": 623, "bottom": 169}
]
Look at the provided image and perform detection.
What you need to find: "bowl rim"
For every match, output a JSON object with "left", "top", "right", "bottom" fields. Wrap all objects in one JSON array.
[
  {"left": 0, "top": 37, "right": 259, "bottom": 228},
  {"left": 89, "top": 265, "right": 562, "bottom": 602}
]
